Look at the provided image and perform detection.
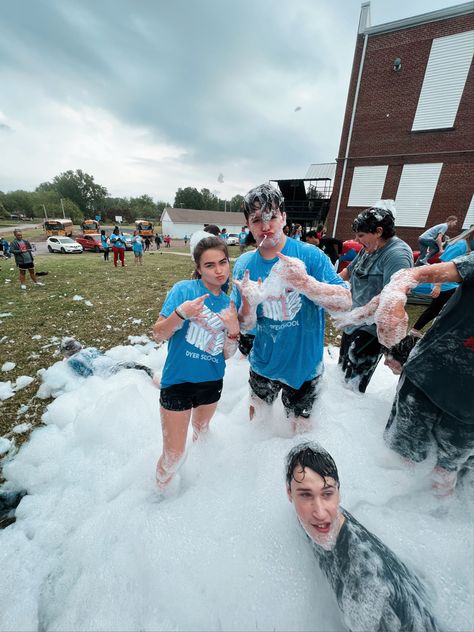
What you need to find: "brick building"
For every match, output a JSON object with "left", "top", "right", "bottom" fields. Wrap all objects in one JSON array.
[{"left": 327, "top": 2, "right": 474, "bottom": 247}]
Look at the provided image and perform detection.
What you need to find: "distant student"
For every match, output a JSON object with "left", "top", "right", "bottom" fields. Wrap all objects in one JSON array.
[
  {"left": 238, "top": 226, "right": 248, "bottom": 254},
  {"left": 110, "top": 226, "right": 126, "bottom": 267},
  {"left": 100, "top": 229, "right": 110, "bottom": 262},
  {"left": 416, "top": 215, "right": 457, "bottom": 265},
  {"left": 286, "top": 442, "right": 440, "bottom": 632},
  {"left": 10, "top": 229, "right": 44, "bottom": 290},
  {"left": 132, "top": 230, "right": 144, "bottom": 265}
]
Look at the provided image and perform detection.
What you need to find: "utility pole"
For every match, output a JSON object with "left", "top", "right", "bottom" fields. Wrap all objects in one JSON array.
[
  {"left": 60, "top": 199, "right": 66, "bottom": 218},
  {"left": 42, "top": 204, "right": 48, "bottom": 220}
]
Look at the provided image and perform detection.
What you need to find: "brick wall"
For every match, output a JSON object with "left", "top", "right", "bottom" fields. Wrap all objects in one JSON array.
[{"left": 328, "top": 10, "right": 474, "bottom": 247}]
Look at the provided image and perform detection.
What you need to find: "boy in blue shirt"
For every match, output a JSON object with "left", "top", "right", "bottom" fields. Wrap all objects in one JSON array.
[{"left": 231, "top": 184, "right": 351, "bottom": 433}]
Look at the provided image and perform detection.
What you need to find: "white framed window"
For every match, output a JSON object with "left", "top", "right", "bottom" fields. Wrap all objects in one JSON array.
[
  {"left": 463, "top": 194, "right": 474, "bottom": 229},
  {"left": 394, "top": 163, "right": 443, "bottom": 227},
  {"left": 412, "top": 30, "right": 474, "bottom": 131},
  {"left": 348, "top": 165, "right": 388, "bottom": 207}
]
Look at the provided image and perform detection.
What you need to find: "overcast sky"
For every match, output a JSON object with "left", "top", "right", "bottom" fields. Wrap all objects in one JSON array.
[{"left": 0, "top": 0, "right": 461, "bottom": 203}]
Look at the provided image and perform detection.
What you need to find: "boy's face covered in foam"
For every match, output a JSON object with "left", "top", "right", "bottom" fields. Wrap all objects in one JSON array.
[
  {"left": 288, "top": 467, "right": 343, "bottom": 550},
  {"left": 247, "top": 202, "right": 286, "bottom": 249}
]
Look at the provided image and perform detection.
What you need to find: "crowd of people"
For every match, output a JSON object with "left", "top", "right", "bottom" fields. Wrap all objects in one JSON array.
[
  {"left": 3, "top": 183, "right": 472, "bottom": 631},
  {"left": 151, "top": 183, "right": 472, "bottom": 630}
]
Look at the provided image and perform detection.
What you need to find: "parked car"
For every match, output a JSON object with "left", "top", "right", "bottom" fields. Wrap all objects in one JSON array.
[
  {"left": 121, "top": 233, "right": 134, "bottom": 250},
  {"left": 226, "top": 233, "right": 239, "bottom": 246},
  {"left": 47, "top": 236, "right": 83, "bottom": 254},
  {"left": 75, "top": 233, "right": 104, "bottom": 252}
]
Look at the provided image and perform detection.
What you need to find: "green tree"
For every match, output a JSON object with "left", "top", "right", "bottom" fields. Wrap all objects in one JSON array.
[
  {"left": 103, "top": 197, "right": 132, "bottom": 223},
  {"left": 3, "top": 190, "right": 35, "bottom": 217},
  {"left": 230, "top": 194, "right": 244, "bottom": 213},
  {"left": 0, "top": 192, "right": 8, "bottom": 219},
  {"left": 129, "top": 194, "right": 157, "bottom": 221},
  {"left": 174, "top": 187, "right": 203, "bottom": 210},
  {"left": 200, "top": 188, "right": 219, "bottom": 210},
  {"left": 37, "top": 169, "right": 108, "bottom": 214}
]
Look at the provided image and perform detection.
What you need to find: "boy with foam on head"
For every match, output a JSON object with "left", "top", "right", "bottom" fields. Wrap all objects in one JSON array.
[
  {"left": 231, "top": 183, "right": 351, "bottom": 433},
  {"left": 286, "top": 442, "right": 440, "bottom": 632}
]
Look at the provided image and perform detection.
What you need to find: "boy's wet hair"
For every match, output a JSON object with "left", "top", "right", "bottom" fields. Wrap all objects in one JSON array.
[
  {"left": 352, "top": 207, "right": 395, "bottom": 239},
  {"left": 286, "top": 442, "right": 340, "bottom": 488},
  {"left": 60, "top": 337, "right": 83, "bottom": 357},
  {"left": 241, "top": 183, "right": 285, "bottom": 220}
]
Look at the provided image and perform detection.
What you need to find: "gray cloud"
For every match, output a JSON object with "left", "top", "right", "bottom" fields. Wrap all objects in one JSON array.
[{"left": 0, "top": 0, "right": 453, "bottom": 197}]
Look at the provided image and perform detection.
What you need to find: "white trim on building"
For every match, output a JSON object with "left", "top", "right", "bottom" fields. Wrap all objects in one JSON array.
[
  {"left": 347, "top": 165, "right": 388, "bottom": 207},
  {"left": 394, "top": 163, "right": 443, "bottom": 227},
  {"left": 463, "top": 194, "right": 474, "bottom": 229},
  {"left": 412, "top": 30, "right": 474, "bottom": 131}
]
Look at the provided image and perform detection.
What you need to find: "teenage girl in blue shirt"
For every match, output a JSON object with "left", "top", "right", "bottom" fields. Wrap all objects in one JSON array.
[{"left": 152, "top": 235, "right": 240, "bottom": 493}]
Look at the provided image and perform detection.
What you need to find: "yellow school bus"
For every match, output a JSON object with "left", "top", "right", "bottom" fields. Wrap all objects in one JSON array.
[
  {"left": 44, "top": 219, "right": 74, "bottom": 237},
  {"left": 81, "top": 219, "right": 100, "bottom": 234},
  {"left": 135, "top": 219, "right": 154, "bottom": 237}
]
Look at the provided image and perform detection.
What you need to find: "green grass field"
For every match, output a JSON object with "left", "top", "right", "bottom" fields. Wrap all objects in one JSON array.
[{"left": 0, "top": 249, "right": 426, "bottom": 469}]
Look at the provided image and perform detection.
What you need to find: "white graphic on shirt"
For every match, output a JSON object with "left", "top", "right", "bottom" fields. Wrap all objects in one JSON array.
[
  {"left": 262, "top": 289, "right": 302, "bottom": 321},
  {"left": 186, "top": 305, "right": 225, "bottom": 355}
]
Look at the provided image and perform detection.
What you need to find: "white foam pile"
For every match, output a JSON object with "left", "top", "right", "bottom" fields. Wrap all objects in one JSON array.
[{"left": 0, "top": 344, "right": 472, "bottom": 631}]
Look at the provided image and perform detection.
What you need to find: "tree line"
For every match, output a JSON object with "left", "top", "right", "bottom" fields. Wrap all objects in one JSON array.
[{"left": 0, "top": 170, "right": 244, "bottom": 225}]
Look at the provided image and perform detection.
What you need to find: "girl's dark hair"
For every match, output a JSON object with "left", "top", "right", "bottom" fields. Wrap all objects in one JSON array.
[
  {"left": 101, "top": 230, "right": 105, "bottom": 236},
  {"left": 352, "top": 207, "right": 395, "bottom": 239},
  {"left": 204, "top": 224, "right": 221, "bottom": 236},
  {"left": 285, "top": 442, "right": 340, "bottom": 488},
  {"left": 192, "top": 236, "right": 229, "bottom": 279}
]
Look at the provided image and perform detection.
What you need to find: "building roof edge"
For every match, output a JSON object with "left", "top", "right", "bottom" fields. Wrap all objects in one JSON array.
[{"left": 363, "top": 2, "right": 473, "bottom": 36}]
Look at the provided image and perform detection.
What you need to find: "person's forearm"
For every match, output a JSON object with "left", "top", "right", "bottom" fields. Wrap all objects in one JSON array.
[
  {"left": 238, "top": 301, "right": 257, "bottom": 332},
  {"left": 152, "top": 312, "right": 184, "bottom": 342},
  {"left": 331, "top": 296, "right": 379, "bottom": 329},
  {"left": 390, "top": 262, "right": 460, "bottom": 293},
  {"left": 299, "top": 278, "right": 352, "bottom": 312},
  {"left": 223, "top": 336, "right": 239, "bottom": 359}
]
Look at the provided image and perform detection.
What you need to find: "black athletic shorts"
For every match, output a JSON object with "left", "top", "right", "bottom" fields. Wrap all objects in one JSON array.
[
  {"left": 238, "top": 333, "right": 255, "bottom": 357},
  {"left": 384, "top": 373, "right": 474, "bottom": 473},
  {"left": 160, "top": 379, "right": 223, "bottom": 412},
  {"left": 18, "top": 262, "right": 35, "bottom": 270},
  {"left": 339, "top": 329, "right": 382, "bottom": 393},
  {"left": 249, "top": 369, "right": 321, "bottom": 418}
]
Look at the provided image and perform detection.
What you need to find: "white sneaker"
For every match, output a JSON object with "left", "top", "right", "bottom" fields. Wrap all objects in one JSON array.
[
  {"left": 34, "top": 282, "right": 45, "bottom": 286},
  {"left": 20, "top": 284, "right": 27, "bottom": 290}
]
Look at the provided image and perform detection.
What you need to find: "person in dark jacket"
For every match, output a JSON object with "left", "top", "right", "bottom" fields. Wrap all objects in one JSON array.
[
  {"left": 286, "top": 442, "right": 440, "bottom": 632},
  {"left": 10, "top": 229, "right": 44, "bottom": 290}
]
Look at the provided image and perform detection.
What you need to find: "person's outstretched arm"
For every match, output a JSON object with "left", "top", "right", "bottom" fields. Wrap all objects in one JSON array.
[
  {"left": 375, "top": 262, "right": 461, "bottom": 348},
  {"left": 276, "top": 253, "right": 352, "bottom": 312}
]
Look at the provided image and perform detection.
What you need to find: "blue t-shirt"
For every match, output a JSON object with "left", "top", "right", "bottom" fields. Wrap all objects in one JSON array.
[
  {"left": 239, "top": 231, "right": 247, "bottom": 245},
  {"left": 231, "top": 239, "right": 347, "bottom": 389},
  {"left": 412, "top": 240, "right": 468, "bottom": 295},
  {"left": 160, "top": 279, "right": 231, "bottom": 388},
  {"left": 68, "top": 348, "right": 103, "bottom": 377},
  {"left": 132, "top": 236, "right": 143, "bottom": 254},
  {"left": 110, "top": 233, "right": 126, "bottom": 249}
]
